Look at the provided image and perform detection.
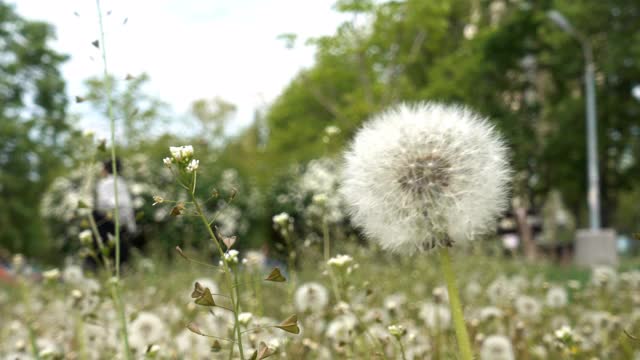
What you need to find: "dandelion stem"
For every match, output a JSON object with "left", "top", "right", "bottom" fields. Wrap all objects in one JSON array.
[{"left": 438, "top": 246, "right": 473, "bottom": 360}]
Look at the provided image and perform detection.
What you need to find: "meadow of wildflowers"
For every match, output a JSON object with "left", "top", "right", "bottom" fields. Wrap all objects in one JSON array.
[
  {"left": 3, "top": 107, "right": 640, "bottom": 359},
  {"left": 3, "top": 1, "right": 640, "bottom": 360}
]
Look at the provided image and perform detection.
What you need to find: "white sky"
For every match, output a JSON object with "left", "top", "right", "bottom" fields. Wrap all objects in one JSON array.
[{"left": 12, "top": 0, "right": 348, "bottom": 136}]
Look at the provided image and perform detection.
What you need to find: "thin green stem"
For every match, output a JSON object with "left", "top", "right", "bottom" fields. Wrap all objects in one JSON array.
[
  {"left": 95, "top": 2, "right": 131, "bottom": 358},
  {"left": 233, "top": 271, "right": 245, "bottom": 360},
  {"left": 95, "top": 0, "right": 121, "bottom": 279},
  {"left": 191, "top": 189, "right": 245, "bottom": 360},
  {"left": 110, "top": 284, "right": 132, "bottom": 360},
  {"left": 397, "top": 338, "right": 407, "bottom": 360},
  {"left": 438, "top": 247, "right": 473, "bottom": 360},
  {"left": 322, "top": 217, "right": 330, "bottom": 262}
]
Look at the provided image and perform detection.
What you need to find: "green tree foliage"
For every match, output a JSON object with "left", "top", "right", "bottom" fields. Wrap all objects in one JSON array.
[
  {"left": 82, "top": 73, "right": 170, "bottom": 146},
  {"left": 0, "top": 2, "right": 71, "bottom": 256},
  {"left": 261, "top": 0, "right": 640, "bottom": 230}
]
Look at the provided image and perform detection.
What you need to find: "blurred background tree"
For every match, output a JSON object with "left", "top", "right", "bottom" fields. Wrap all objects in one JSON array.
[
  {"left": 4, "top": 0, "right": 640, "bottom": 260},
  {"left": 0, "top": 2, "right": 73, "bottom": 257}
]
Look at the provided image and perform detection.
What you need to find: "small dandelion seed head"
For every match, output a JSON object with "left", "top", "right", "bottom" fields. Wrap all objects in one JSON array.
[
  {"left": 341, "top": 102, "right": 511, "bottom": 254},
  {"left": 480, "top": 335, "right": 515, "bottom": 360}
]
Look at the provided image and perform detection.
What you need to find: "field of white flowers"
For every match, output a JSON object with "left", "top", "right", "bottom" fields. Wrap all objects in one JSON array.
[
  {"left": 2, "top": 247, "right": 640, "bottom": 359},
  {"left": 2, "top": 104, "right": 640, "bottom": 360}
]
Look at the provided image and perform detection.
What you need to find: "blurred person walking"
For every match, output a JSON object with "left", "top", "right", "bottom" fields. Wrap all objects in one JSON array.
[{"left": 90, "top": 158, "right": 137, "bottom": 269}]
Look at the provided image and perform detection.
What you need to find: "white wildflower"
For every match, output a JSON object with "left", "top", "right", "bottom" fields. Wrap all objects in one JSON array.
[
  {"left": 223, "top": 249, "right": 239, "bottom": 265},
  {"left": 272, "top": 212, "right": 291, "bottom": 228},
  {"left": 388, "top": 324, "right": 406, "bottom": 338},
  {"left": 238, "top": 312, "right": 253, "bottom": 325},
  {"left": 325, "top": 125, "right": 341, "bottom": 136},
  {"left": 186, "top": 159, "right": 199, "bottom": 173},
  {"left": 78, "top": 229, "right": 93, "bottom": 246},
  {"left": 295, "top": 282, "right": 329, "bottom": 313},
  {"left": 341, "top": 102, "right": 510, "bottom": 253},
  {"left": 42, "top": 268, "right": 60, "bottom": 281},
  {"left": 162, "top": 157, "right": 172, "bottom": 166},
  {"left": 327, "top": 254, "right": 353, "bottom": 269},
  {"left": 554, "top": 325, "right": 574, "bottom": 341},
  {"left": 480, "top": 335, "right": 515, "bottom": 360}
]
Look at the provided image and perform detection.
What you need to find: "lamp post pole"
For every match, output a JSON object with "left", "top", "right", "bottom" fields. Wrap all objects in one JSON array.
[{"left": 548, "top": 10, "right": 601, "bottom": 230}]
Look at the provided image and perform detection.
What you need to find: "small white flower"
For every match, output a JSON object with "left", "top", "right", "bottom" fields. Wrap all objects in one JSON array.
[
  {"left": 325, "top": 125, "right": 341, "bottom": 136},
  {"left": 327, "top": 254, "right": 353, "bottom": 269},
  {"left": 180, "top": 145, "right": 194, "bottom": 159},
  {"left": 169, "top": 146, "right": 183, "bottom": 161},
  {"left": 42, "top": 268, "right": 61, "bottom": 281},
  {"left": 186, "top": 159, "right": 199, "bottom": 173},
  {"left": 387, "top": 324, "right": 406, "bottom": 338},
  {"left": 224, "top": 249, "right": 239, "bottom": 264},
  {"left": 238, "top": 312, "right": 253, "bottom": 325},
  {"left": 78, "top": 229, "right": 93, "bottom": 246},
  {"left": 555, "top": 325, "right": 574, "bottom": 342},
  {"left": 272, "top": 212, "right": 291, "bottom": 227},
  {"left": 341, "top": 102, "right": 510, "bottom": 254},
  {"left": 162, "top": 157, "right": 172, "bottom": 166}
]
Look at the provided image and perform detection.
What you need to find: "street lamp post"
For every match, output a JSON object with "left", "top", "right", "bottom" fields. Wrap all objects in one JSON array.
[{"left": 548, "top": 10, "right": 601, "bottom": 230}]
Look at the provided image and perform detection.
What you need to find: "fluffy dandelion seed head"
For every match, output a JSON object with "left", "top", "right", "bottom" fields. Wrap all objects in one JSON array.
[
  {"left": 480, "top": 335, "right": 515, "bottom": 360},
  {"left": 295, "top": 282, "right": 330, "bottom": 313},
  {"left": 129, "top": 311, "right": 167, "bottom": 354},
  {"left": 341, "top": 102, "right": 510, "bottom": 253},
  {"left": 546, "top": 286, "right": 568, "bottom": 308}
]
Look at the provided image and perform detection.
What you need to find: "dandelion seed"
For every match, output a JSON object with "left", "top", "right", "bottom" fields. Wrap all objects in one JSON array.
[{"left": 341, "top": 102, "right": 510, "bottom": 253}]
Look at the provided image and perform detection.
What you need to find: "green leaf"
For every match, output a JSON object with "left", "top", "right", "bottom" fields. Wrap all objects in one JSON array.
[
  {"left": 210, "top": 340, "right": 222, "bottom": 352},
  {"left": 265, "top": 268, "right": 286, "bottom": 282},
  {"left": 275, "top": 314, "right": 300, "bottom": 334},
  {"left": 191, "top": 281, "right": 205, "bottom": 298},
  {"left": 194, "top": 288, "right": 216, "bottom": 307},
  {"left": 187, "top": 323, "right": 204, "bottom": 336},
  {"left": 256, "top": 342, "right": 275, "bottom": 359}
]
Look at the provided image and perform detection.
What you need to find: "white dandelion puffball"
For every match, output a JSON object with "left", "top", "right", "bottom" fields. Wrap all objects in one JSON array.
[
  {"left": 341, "top": 102, "right": 510, "bottom": 253},
  {"left": 480, "top": 335, "right": 515, "bottom": 360},
  {"left": 128, "top": 311, "right": 167, "bottom": 353},
  {"left": 546, "top": 286, "right": 568, "bottom": 308},
  {"left": 295, "top": 282, "right": 329, "bottom": 313}
]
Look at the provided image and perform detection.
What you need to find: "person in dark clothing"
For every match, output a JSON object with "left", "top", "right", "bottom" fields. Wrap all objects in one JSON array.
[{"left": 88, "top": 159, "right": 136, "bottom": 270}]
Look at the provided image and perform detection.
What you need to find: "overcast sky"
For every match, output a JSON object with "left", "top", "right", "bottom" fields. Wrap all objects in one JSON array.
[{"left": 12, "top": 0, "right": 348, "bottom": 136}]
